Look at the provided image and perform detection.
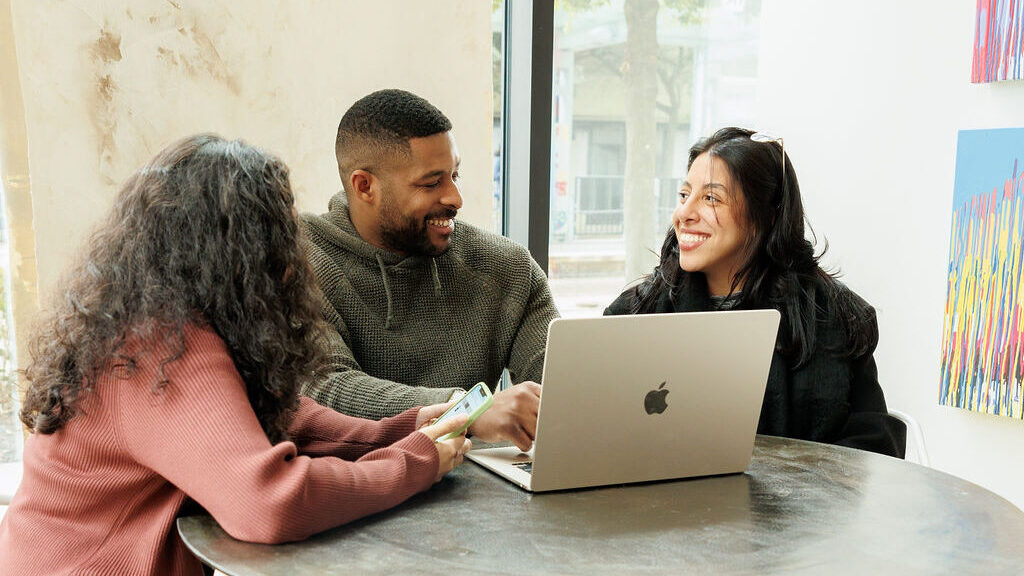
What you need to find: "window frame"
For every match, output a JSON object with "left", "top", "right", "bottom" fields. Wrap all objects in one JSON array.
[{"left": 500, "top": 0, "right": 554, "bottom": 271}]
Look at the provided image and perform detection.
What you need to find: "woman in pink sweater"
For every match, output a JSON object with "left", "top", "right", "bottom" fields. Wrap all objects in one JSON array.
[{"left": 0, "top": 134, "right": 471, "bottom": 575}]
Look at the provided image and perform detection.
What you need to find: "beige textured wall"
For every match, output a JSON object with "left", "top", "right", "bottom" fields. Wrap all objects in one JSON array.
[{"left": 8, "top": 0, "right": 494, "bottom": 298}]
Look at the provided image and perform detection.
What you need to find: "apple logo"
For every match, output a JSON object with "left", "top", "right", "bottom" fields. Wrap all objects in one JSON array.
[{"left": 644, "top": 381, "right": 669, "bottom": 415}]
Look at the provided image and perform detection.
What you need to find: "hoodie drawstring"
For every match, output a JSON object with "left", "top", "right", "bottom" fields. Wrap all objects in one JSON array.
[
  {"left": 376, "top": 255, "right": 395, "bottom": 330},
  {"left": 430, "top": 259, "right": 442, "bottom": 297}
]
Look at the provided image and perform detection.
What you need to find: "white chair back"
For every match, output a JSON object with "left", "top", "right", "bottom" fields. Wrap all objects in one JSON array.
[{"left": 888, "top": 409, "right": 930, "bottom": 466}]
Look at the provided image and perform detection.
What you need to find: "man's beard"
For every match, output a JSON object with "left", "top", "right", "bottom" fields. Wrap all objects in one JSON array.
[{"left": 378, "top": 193, "right": 456, "bottom": 257}]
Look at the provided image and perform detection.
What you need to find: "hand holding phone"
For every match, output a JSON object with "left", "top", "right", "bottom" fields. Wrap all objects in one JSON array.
[
  {"left": 433, "top": 382, "right": 494, "bottom": 442},
  {"left": 417, "top": 415, "right": 472, "bottom": 482}
]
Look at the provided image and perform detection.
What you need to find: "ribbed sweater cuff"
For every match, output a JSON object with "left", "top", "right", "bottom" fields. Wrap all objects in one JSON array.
[
  {"left": 380, "top": 407, "right": 423, "bottom": 444},
  {"left": 389, "top": 430, "right": 439, "bottom": 490}
]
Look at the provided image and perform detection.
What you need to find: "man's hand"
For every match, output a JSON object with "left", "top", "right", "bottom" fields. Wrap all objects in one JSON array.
[{"left": 467, "top": 381, "right": 541, "bottom": 452}]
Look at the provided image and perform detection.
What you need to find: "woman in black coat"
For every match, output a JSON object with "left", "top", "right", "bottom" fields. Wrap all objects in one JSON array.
[{"left": 606, "top": 127, "right": 905, "bottom": 458}]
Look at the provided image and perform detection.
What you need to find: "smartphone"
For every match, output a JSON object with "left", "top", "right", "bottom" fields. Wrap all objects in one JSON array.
[{"left": 434, "top": 382, "right": 494, "bottom": 442}]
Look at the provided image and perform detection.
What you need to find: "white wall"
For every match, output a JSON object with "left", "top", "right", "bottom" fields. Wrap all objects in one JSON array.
[{"left": 757, "top": 0, "right": 1024, "bottom": 509}]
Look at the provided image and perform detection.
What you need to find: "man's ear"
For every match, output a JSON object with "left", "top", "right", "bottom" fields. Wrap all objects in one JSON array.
[{"left": 349, "top": 170, "right": 376, "bottom": 205}]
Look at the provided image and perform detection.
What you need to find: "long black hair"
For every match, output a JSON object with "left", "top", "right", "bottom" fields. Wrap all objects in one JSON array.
[
  {"left": 20, "top": 134, "right": 326, "bottom": 443},
  {"left": 631, "top": 127, "right": 874, "bottom": 366}
]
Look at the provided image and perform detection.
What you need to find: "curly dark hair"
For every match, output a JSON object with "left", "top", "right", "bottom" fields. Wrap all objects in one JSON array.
[
  {"left": 20, "top": 134, "right": 326, "bottom": 443},
  {"left": 631, "top": 127, "right": 875, "bottom": 367}
]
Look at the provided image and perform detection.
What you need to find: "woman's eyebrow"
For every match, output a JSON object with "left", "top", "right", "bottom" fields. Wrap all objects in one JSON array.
[{"left": 701, "top": 182, "right": 728, "bottom": 192}]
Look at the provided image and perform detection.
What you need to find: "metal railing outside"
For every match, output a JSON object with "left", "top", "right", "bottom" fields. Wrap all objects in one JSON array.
[{"left": 573, "top": 175, "right": 680, "bottom": 238}]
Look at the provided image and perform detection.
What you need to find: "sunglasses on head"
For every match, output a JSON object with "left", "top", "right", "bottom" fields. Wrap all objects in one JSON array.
[{"left": 750, "top": 132, "right": 786, "bottom": 200}]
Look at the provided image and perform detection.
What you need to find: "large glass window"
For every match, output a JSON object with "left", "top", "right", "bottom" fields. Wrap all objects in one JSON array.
[
  {"left": 0, "top": 168, "right": 20, "bottom": 463},
  {"left": 548, "top": 0, "right": 762, "bottom": 317},
  {"left": 491, "top": 0, "right": 506, "bottom": 233}
]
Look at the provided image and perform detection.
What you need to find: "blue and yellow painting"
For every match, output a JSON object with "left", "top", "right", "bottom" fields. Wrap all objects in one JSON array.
[{"left": 940, "top": 128, "right": 1024, "bottom": 417}]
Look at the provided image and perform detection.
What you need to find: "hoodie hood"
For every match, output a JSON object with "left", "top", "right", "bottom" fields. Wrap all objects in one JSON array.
[
  {"left": 302, "top": 191, "right": 445, "bottom": 329},
  {"left": 308, "top": 191, "right": 406, "bottom": 265}
]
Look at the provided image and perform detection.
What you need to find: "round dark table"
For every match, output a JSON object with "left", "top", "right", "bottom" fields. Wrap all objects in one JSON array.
[{"left": 177, "top": 435, "right": 1024, "bottom": 575}]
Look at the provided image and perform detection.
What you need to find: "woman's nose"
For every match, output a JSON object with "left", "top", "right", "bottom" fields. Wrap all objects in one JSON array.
[{"left": 674, "top": 196, "right": 698, "bottom": 226}]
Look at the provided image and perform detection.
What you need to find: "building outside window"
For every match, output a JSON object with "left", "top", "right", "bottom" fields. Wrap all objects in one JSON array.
[{"left": 547, "top": 0, "right": 763, "bottom": 317}]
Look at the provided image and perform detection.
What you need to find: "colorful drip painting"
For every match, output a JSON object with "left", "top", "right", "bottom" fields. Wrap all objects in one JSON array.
[
  {"left": 971, "top": 0, "right": 1024, "bottom": 83},
  {"left": 940, "top": 128, "right": 1024, "bottom": 417}
]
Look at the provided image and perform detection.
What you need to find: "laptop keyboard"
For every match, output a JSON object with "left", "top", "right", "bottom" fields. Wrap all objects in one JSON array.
[{"left": 512, "top": 461, "right": 533, "bottom": 474}]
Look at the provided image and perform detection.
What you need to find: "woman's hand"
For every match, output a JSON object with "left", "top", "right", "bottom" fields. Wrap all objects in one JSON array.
[
  {"left": 415, "top": 402, "right": 453, "bottom": 429},
  {"left": 417, "top": 413, "right": 472, "bottom": 482}
]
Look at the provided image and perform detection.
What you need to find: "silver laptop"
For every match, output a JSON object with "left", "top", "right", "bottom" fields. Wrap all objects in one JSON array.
[{"left": 467, "top": 309, "right": 780, "bottom": 492}]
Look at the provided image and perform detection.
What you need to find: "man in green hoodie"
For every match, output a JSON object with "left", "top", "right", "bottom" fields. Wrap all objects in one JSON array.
[{"left": 301, "top": 89, "right": 559, "bottom": 451}]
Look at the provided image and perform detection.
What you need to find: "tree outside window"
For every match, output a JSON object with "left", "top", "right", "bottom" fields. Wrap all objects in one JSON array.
[{"left": 549, "top": 0, "right": 761, "bottom": 316}]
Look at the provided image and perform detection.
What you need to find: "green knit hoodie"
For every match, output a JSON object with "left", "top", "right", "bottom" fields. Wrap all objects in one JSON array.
[{"left": 300, "top": 192, "right": 559, "bottom": 419}]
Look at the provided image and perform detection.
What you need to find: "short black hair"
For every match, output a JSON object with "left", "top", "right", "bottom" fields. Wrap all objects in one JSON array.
[{"left": 335, "top": 89, "right": 452, "bottom": 187}]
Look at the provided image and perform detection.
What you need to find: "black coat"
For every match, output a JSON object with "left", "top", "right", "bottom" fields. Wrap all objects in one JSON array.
[{"left": 604, "top": 276, "right": 906, "bottom": 458}]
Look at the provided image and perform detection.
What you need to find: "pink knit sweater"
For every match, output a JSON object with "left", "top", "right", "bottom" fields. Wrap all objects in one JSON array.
[{"left": 0, "top": 326, "right": 439, "bottom": 575}]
